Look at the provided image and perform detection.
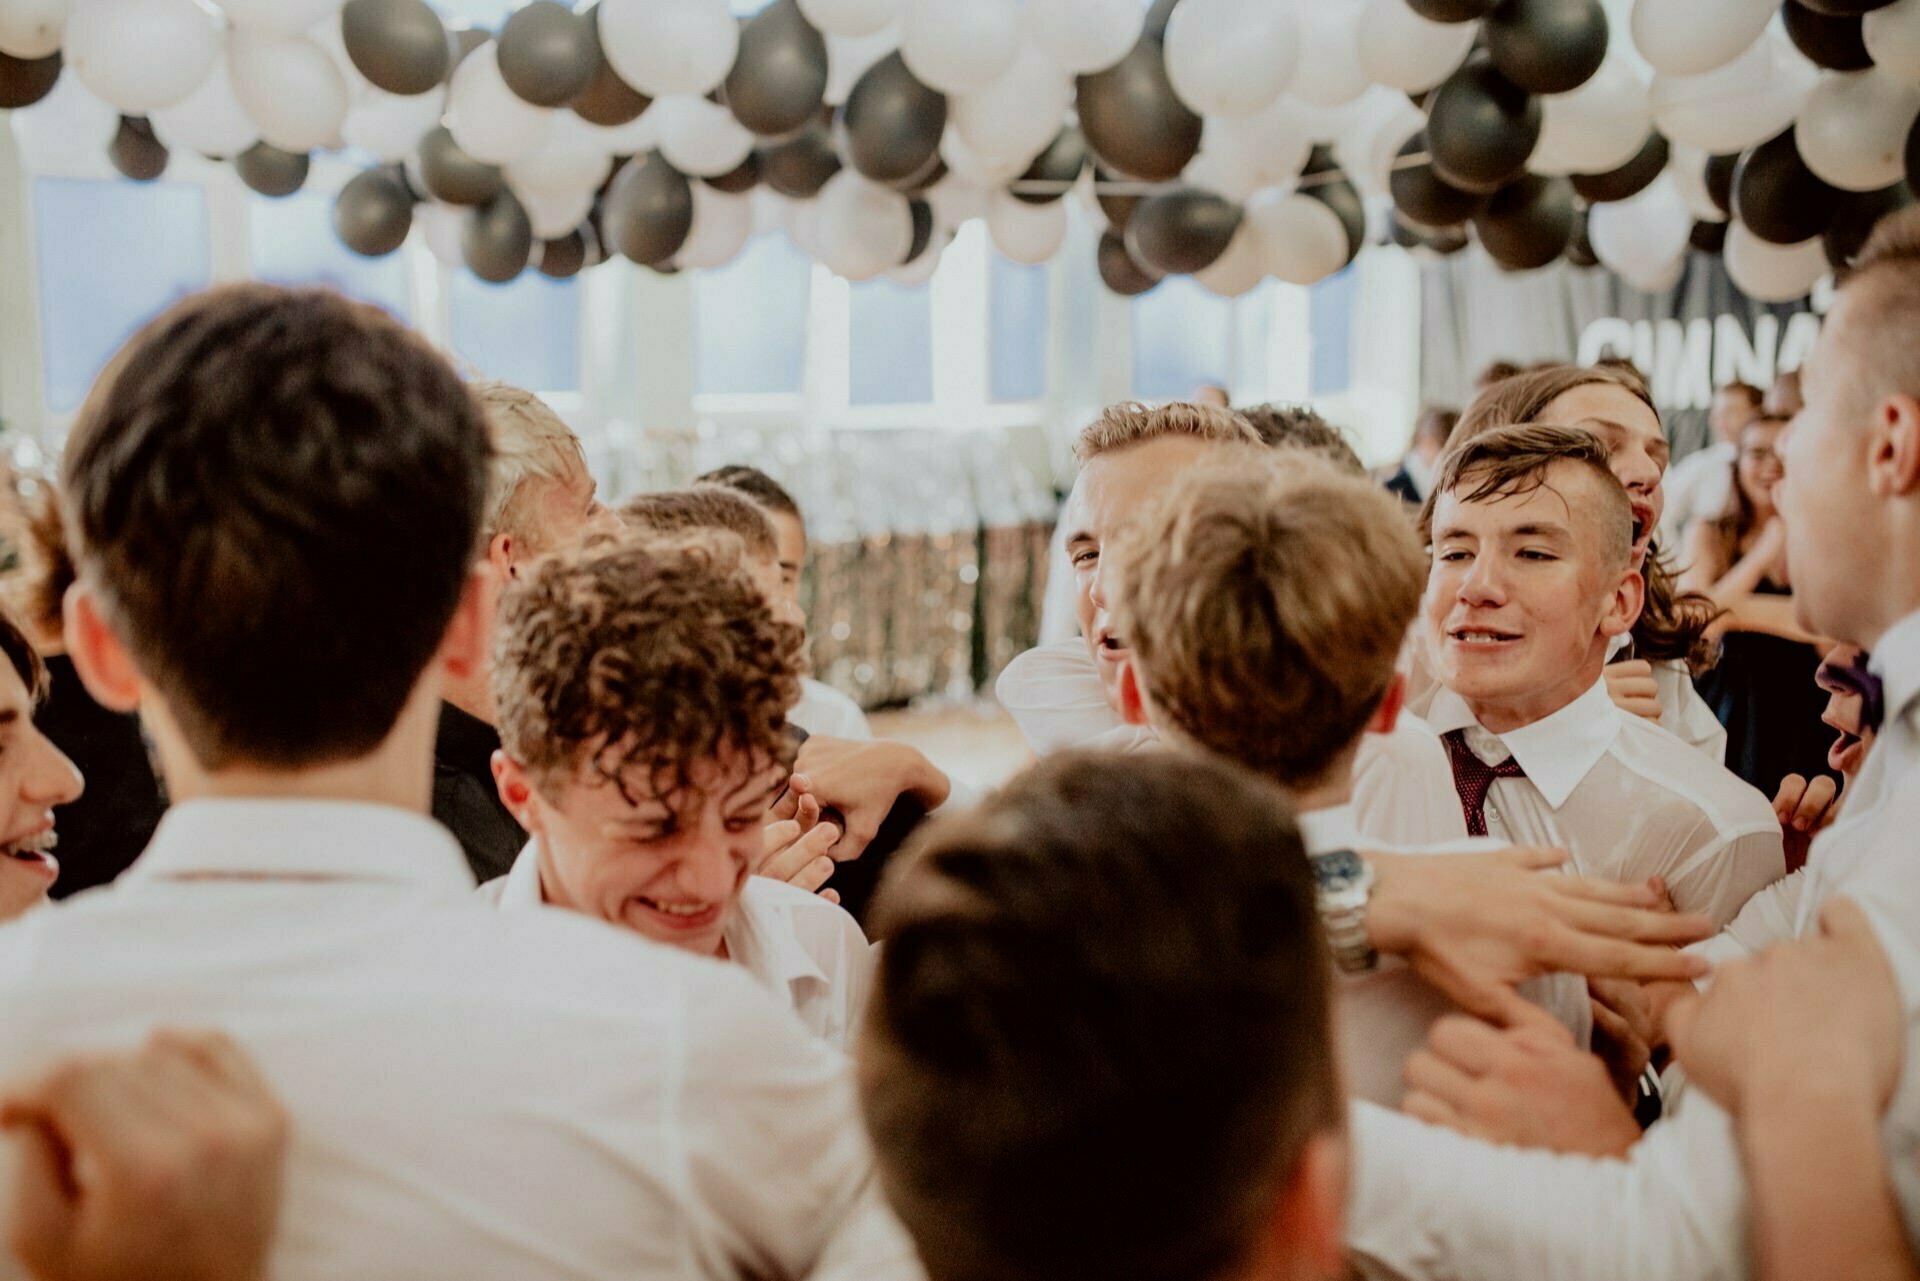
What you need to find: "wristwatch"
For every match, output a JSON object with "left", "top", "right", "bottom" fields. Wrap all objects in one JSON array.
[{"left": 1311, "top": 848, "right": 1378, "bottom": 974}]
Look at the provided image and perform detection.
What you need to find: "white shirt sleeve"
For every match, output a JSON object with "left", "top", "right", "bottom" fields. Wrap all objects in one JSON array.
[
  {"left": 1687, "top": 867, "right": 1806, "bottom": 972},
  {"left": 1656, "top": 662, "right": 1728, "bottom": 765},
  {"left": 1664, "top": 824, "right": 1787, "bottom": 932}
]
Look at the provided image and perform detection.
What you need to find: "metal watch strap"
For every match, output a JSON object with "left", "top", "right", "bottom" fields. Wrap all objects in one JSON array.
[{"left": 1321, "top": 902, "right": 1378, "bottom": 974}]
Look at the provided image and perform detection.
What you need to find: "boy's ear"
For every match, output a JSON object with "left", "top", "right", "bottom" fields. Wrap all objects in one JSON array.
[
  {"left": 1366, "top": 672, "right": 1406, "bottom": 736},
  {"left": 1118, "top": 657, "right": 1151, "bottom": 727}
]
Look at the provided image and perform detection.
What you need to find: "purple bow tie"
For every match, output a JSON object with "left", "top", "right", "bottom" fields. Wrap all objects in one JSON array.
[{"left": 1817, "top": 652, "right": 1886, "bottom": 735}]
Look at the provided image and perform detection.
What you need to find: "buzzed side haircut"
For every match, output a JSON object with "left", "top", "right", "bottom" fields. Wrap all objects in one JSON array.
[
  {"left": 1073, "top": 401, "right": 1261, "bottom": 463},
  {"left": 1428, "top": 423, "right": 1634, "bottom": 572},
  {"left": 1234, "top": 403, "right": 1366, "bottom": 476},
  {"left": 619, "top": 486, "right": 780, "bottom": 563},
  {"left": 695, "top": 464, "right": 802, "bottom": 522}
]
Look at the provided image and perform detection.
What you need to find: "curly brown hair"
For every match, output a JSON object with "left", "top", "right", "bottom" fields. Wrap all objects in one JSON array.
[{"left": 491, "top": 530, "right": 804, "bottom": 809}]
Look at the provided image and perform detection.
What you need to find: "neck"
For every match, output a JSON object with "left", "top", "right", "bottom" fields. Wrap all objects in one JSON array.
[
  {"left": 443, "top": 668, "right": 495, "bottom": 726},
  {"left": 1275, "top": 744, "right": 1361, "bottom": 815},
  {"left": 1461, "top": 656, "right": 1604, "bottom": 735}
]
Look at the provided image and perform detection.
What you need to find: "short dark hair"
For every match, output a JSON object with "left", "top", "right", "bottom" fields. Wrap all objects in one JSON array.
[
  {"left": 0, "top": 606, "right": 46, "bottom": 706},
  {"left": 1414, "top": 405, "right": 1458, "bottom": 447},
  {"left": 60, "top": 284, "right": 489, "bottom": 770},
  {"left": 1234, "top": 403, "right": 1365, "bottom": 475},
  {"left": 1427, "top": 423, "right": 1633, "bottom": 570},
  {"left": 695, "top": 464, "right": 802, "bottom": 522},
  {"left": 861, "top": 750, "right": 1336, "bottom": 1281},
  {"left": 619, "top": 486, "right": 780, "bottom": 562},
  {"left": 1717, "top": 381, "right": 1763, "bottom": 407},
  {"left": 1475, "top": 359, "right": 1523, "bottom": 390}
]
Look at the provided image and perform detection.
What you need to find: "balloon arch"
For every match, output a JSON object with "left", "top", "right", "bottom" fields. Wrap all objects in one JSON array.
[{"left": 2, "top": 0, "right": 1917, "bottom": 301}]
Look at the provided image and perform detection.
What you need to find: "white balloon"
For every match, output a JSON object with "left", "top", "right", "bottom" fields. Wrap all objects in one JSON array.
[
  {"left": 1333, "top": 85, "right": 1424, "bottom": 198},
  {"left": 0, "top": 0, "right": 68, "bottom": 59},
  {"left": 1724, "top": 221, "right": 1828, "bottom": 302},
  {"left": 890, "top": 239, "right": 944, "bottom": 284},
  {"left": 941, "top": 123, "right": 1028, "bottom": 186},
  {"left": 925, "top": 171, "right": 990, "bottom": 227},
  {"left": 951, "top": 45, "right": 1073, "bottom": 165},
  {"left": 582, "top": 110, "right": 659, "bottom": 158},
  {"left": 1203, "top": 99, "right": 1315, "bottom": 189},
  {"left": 785, "top": 196, "right": 822, "bottom": 257},
  {"left": 447, "top": 41, "right": 552, "bottom": 165},
  {"left": 63, "top": 0, "right": 218, "bottom": 113},
  {"left": 1651, "top": 28, "right": 1818, "bottom": 155},
  {"left": 150, "top": 48, "right": 256, "bottom": 157},
  {"left": 1249, "top": 188, "right": 1348, "bottom": 284},
  {"left": 520, "top": 185, "right": 596, "bottom": 240},
  {"left": 342, "top": 84, "right": 443, "bottom": 162},
  {"left": 1534, "top": 53, "right": 1653, "bottom": 175},
  {"left": 1795, "top": 69, "right": 1920, "bottom": 193},
  {"left": 814, "top": 168, "right": 913, "bottom": 279},
  {"left": 1358, "top": 0, "right": 1477, "bottom": 95},
  {"left": 505, "top": 113, "right": 616, "bottom": 199},
  {"left": 651, "top": 94, "right": 755, "bottom": 177},
  {"left": 215, "top": 0, "right": 340, "bottom": 38},
  {"left": 899, "top": 0, "right": 1020, "bottom": 95},
  {"left": 676, "top": 184, "right": 754, "bottom": 269},
  {"left": 1183, "top": 149, "right": 1261, "bottom": 202},
  {"left": 419, "top": 202, "right": 467, "bottom": 269},
  {"left": 825, "top": 25, "right": 900, "bottom": 105},
  {"left": 750, "top": 187, "right": 790, "bottom": 235},
  {"left": 229, "top": 30, "right": 349, "bottom": 152},
  {"left": 1623, "top": 248, "right": 1687, "bottom": 294},
  {"left": 598, "top": 0, "right": 740, "bottom": 98},
  {"left": 1589, "top": 173, "right": 1692, "bottom": 283},
  {"left": 1865, "top": 0, "right": 1920, "bottom": 87},
  {"left": 1195, "top": 219, "right": 1265, "bottom": 296},
  {"left": 11, "top": 65, "right": 116, "bottom": 168},
  {"left": 1289, "top": 2, "right": 1368, "bottom": 108},
  {"left": 799, "top": 0, "right": 899, "bottom": 38},
  {"left": 987, "top": 190, "right": 1066, "bottom": 264},
  {"left": 1165, "top": 0, "right": 1298, "bottom": 119},
  {"left": 1667, "top": 142, "right": 1725, "bottom": 223},
  {"left": 1630, "top": 0, "right": 1774, "bottom": 77},
  {"left": 1025, "top": 0, "right": 1138, "bottom": 76}
]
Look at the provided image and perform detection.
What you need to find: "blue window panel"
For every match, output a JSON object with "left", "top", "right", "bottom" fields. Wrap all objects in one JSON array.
[
  {"left": 1130, "top": 274, "right": 1232, "bottom": 402},
  {"left": 34, "top": 177, "right": 211, "bottom": 413},
  {"left": 990, "top": 253, "right": 1048, "bottom": 402},
  {"left": 448, "top": 269, "right": 581, "bottom": 392},
  {"left": 431, "top": 0, "right": 517, "bottom": 25},
  {"left": 1310, "top": 263, "right": 1358, "bottom": 396},
  {"left": 249, "top": 191, "right": 412, "bottom": 321},
  {"left": 848, "top": 277, "right": 932, "bottom": 405},
  {"left": 694, "top": 233, "right": 810, "bottom": 396}
]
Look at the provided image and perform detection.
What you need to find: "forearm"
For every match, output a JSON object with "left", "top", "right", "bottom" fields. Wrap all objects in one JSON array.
[{"left": 1715, "top": 594, "right": 1828, "bottom": 647}]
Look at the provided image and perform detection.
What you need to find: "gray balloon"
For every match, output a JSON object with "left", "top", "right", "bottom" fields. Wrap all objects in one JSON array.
[
  {"left": 334, "top": 167, "right": 414, "bottom": 257},
  {"left": 342, "top": 0, "right": 448, "bottom": 97},
  {"left": 234, "top": 142, "right": 310, "bottom": 197},
  {"left": 463, "top": 190, "right": 534, "bottom": 283},
  {"left": 759, "top": 126, "right": 841, "bottom": 197},
  {"left": 1125, "top": 188, "right": 1241, "bottom": 275},
  {"left": 538, "top": 230, "right": 589, "bottom": 278},
  {"left": 498, "top": 1, "right": 597, "bottom": 108},
  {"left": 0, "top": 48, "right": 59, "bottom": 110},
  {"left": 841, "top": 53, "right": 945, "bottom": 184},
  {"left": 604, "top": 152, "right": 694, "bottom": 266},
  {"left": 1077, "top": 38, "right": 1202, "bottom": 183},
  {"left": 1015, "top": 126, "right": 1087, "bottom": 204},
  {"left": 109, "top": 116, "right": 168, "bottom": 182},
  {"left": 724, "top": 0, "right": 828, "bottom": 138},
  {"left": 572, "top": 5, "right": 651, "bottom": 126},
  {"left": 418, "top": 126, "right": 502, "bottom": 207}
]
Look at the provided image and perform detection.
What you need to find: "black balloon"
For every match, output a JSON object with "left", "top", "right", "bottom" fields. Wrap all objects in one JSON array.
[
  {"left": 724, "top": 0, "right": 829, "bottom": 138},
  {"left": 334, "top": 167, "right": 414, "bottom": 257},
  {"left": 418, "top": 126, "right": 502, "bottom": 207},
  {"left": 1566, "top": 209, "right": 1598, "bottom": 266},
  {"left": 572, "top": 6, "right": 651, "bottom": 125},
  {"left": 1427, "top": 224, "right": 1471, "bottom": 255},
  {"left": 1015, "top": 127, "right": 1088, "bottom": 204},
  {"left": 1390, "top": 213, "right": 1426, "bottom": 250},
  {"left": 1572, "top": 132, "right": 1669, "bottom": 203},
  {"left": 538, "top": 230, "right": 589, "bottom": 278},
  {"left": 904, "top": 199, "right": 934, "bottom": 265},
  {"left": 1302, "top": 146, "right": 1367, "bottom": 262},
  {"left": 704, "top": 153, "right": 760, "bottom": 194},
  {"left": 342, "top": 0, "right": 449, "bottom": 96},
  {"left": 463, "top": 190, "right": 533, "bottom": 283},
  {"left": 1095, "top": 163, "right": 1142, "bottom": 232},
  {"left": 1125, "top": 189, "right": 1241, "bottom": 276},
  {"left": 1691, "top": 219, "right": 1729, "bottom": 254},
  {"left": 759, "top": 126, "right": 841, "bottom": 197},
  {"left": 1474, "top": 172, "right": 1575, "bottom": 269},
  {"left": 0, "top": 48, "right": 59, "bottom": 109},
  {"left": 1485, "top": 0, "right": 1609, "bottom": 95},
  {"left": 498, "top": 1, "right": 597, "bottom": 107},
  {"left": 1426, "top": 53, "right": 1542, "bottom": 194},
  {"left": 889, "top": 150, "right": 946, "bottom": 194},
  {"left": 841, "top": 53, "right": 945, "bottom": 184},
  {"left": 1408, "top": 0, "right": 1500, "bottom": 17},
  {"left": 604, "top": 151, "right": 694, "bottom": 266},
  {"left": 1077, "top": 37, "right": 1203, "bottom": 183},
  {"left": 235, "top": 143, "right": 309, "bottom": 197},
  {"left": 1735, "top": 128, "right": 1841, "bottom": 244},
  {"left": 1098, "top": 229, "right": 1162, "bottom": 295},
  {"left": 108, "top": 116, "right": 168, "bottom": 182},
  {"left": 1795, "top": 0, "right": 1896, "bottom": 13},
  {"left": 1705, "top": 152, "right": 1738, "bottom": 216},
  {"left": 1825, "top": 181, "right": 1914, "bottom": 268},
  {"left": 1390, "top": 130, "right": 1486, "bottom": 226},
  {"left": 1783, "top": 2, "right": 1874, "bottom": 70}
]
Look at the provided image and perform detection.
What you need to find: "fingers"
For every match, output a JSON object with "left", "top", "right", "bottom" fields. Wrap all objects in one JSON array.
[
  {"left": 1545, "top": 875, "right": 1664, "bottom": 910},
  {"left": 1792, "top": 775, "right": 1839, "bottom": 831},
  {"left": 1560, "top": 897, "right": 1716, "bottom": 947},
  {"left": 1495, "top": 846, "right": 1572, "bottom": 873},
  {"left": 1773, "top": 774, "right": 1808, "bottom": 824},
  {"left": 758, "top": 820, "right": 802, "bottom": 868},
  {"left": 1663, "top": 989, "right": 1702, "bottom": 1061},
  {"left": 831, "top": 810, "right": 884, "bottom": 864},
  {"left": 759, "top": 822, "right": 841, "bottom": 889},
  {"left": 818, "top": 889, "right": 841, "bottom": 906},
  {"left": 794, "top": 793, "right": 822, "bottom": 833},
  {"left": 1403, "top": 1045, "right": 1479, "bottom": 1104},
  {"left": 6, "top": 1117, "right": 77, "bottom": 1279},
  {"left": 1424, "top": 1014, "right": 1510, "bottom": 1074},
  {"left": 1402, "top": 1088, "right": 1466, "bottom": 1133}
]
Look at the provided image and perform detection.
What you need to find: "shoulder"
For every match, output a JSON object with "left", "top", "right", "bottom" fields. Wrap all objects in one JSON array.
[
  {"left": 1609, "top": 715, "right": 1779, "bottom": 835},
  {"left": 742, "top": 878, "right": 872, "bottom": 952}
]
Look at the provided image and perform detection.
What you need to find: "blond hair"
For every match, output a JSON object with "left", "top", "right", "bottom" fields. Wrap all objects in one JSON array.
[
  {"left": 473, "top": 380, "right": 589, "bottom": 552},
  {"left": 1073, "top": 401, "right": 1261, "bottom": 463},
  {"left": 1113, "top": 452, "right": 1425, "bottom": 791}
]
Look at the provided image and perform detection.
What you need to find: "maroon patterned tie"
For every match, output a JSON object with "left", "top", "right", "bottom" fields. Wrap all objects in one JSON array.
[{"left": 1441, "top": 729, "right": 1527, "bottom": 838}]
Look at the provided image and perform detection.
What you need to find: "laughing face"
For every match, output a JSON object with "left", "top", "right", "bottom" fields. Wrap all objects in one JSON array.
[
  {"left": 1816, "top": 645, "right": 1875, "bottom": 778},
  {"left": 1536, "top": 384, "right": 1668, "bottom": 570},
  {"left": 0, "top": 657, "right": 83, "bottom": 921}
]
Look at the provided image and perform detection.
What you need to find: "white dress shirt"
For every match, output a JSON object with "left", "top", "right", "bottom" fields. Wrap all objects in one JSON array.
[
  {"left": 1346, "top": 608, "right": 1920, "bottom": 1281},
  {"left": 791, "top": 676, "right": 874, "bottom": 741},
  {"left": 480, "top": 841, "right": 876, "bottom": 1051},
  {"left": 1658, "top": 440, "right": 1737, "bottom": 554},
  {"left": 997, "top": 640, "right": 1470, "bottom": 846},
  {"left": 0, "top": 800, "right": 915, "bottom": 1281},
  {"left": 1300, "top": 807, "right": 1589, "bottom": 1108},
  {"left": 1420, "top": 676, "right": 1783, "bottom": 926}
]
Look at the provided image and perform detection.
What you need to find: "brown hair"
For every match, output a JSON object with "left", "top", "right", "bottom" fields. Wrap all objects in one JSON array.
[
  {"left": 619, "top": 486, "right": 780, "bottom": 563},
  {"left": 695, "top": 464, "right": 803, "bottom": 522},
  {"left": 1427, "top": 424, "right": 1635, "bottom": 570},
  {"left": 861, "top": 749, "right": 1335, "bottom": 1281},
  {"left": 1234, "top": 404, "right": 1366, "bottom": 476},
  {"left": 1717, "top": 381, "right": 1763, "bottom": 408},
  {"left": 15, "top": 480, "right": 71, "bottom": 645},
  {"left": 1414, "top": 405, "right": 1459, "bottom": 448},
  {"left": 0, "top": 605, "right": 46, "bottom": 707},
  {"left": 60, "top": 284, "right": 489, "bottom": 770},
  {"left": 1114, "top": 454, "right": 1424, "bottom": 791},
  {"left": 1706, "top": 416, "right": 1790, "bottom": 569},
  {"left": 492, "top": 531, "right": 802, "bottom": 808},
  {"left": 1450, "top": 363, "right": 1721, "bottom": 673},
  {"left": 1073, "top": 401, "right": 1261, "bottom": 462},
  {"left": 1475, "top": 359, "right": 1523, "bottom": 391}
]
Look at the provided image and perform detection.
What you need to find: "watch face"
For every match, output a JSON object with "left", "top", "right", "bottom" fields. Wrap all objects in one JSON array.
[{"left": 1312, "top": 848, "right": 1367, "bottom": 895}]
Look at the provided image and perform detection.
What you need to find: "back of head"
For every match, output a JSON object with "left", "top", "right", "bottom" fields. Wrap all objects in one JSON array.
[
  {"left": 1833, "top": 207, "right": 1920, "bottom": 407},
  {"left": 861, "top": 749, "right": 1334, "bottom": 1281},
  {"left": 1414, "top": 405, "right": 1459, "bottom": 449},
  {"left": 1475, "top": 359, "right": 1523, "bottom": 391},
  {"left": 1074, "top": 401, "right": 1261, "bottom": 463},
  {"left": 60, "top": 284, "right": 488, "bottom": 770},
  {"left": 473, "top": 380, "right": 589, "bottom": 555},
  {"left": 695, "top": 464, "right": 801, "bottom": 521},
  {"left": 1235, "top": 404, "right": 1366, "bottom": 476},
  {"left": 619, "top": 486, "right": 780, "bottom": 563},
  {"left": 1429, "top": 423, "right": 1633, "bottom": 571},
  {"left": 1114, "top": 453, "right": 1424, "bottom": 791}
]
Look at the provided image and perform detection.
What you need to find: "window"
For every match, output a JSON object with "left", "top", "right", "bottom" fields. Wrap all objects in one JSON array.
[
  {"left": 1309, "top": 263, "right": 1358, "bottom": 396},
  {"left": 249, "top": 191, "right": 412, "bottom": 321},
  {"left": 448, "top": 269, "right": 581, "bottom": 392},
  {"left": 33, "top": 177, "right": 211, "bottom": 413},
  {"left": 848, "top": 278, "right": 932, "bottom": 405},
  {"left": 1130, "top": 274, "right": 1232, "bottom": 402},
  {"left": 989, "top": 253, "right": 1048, "bottom": 402},
  {"left": 694, "top": 233, "right": 810, "bottom": 397}
]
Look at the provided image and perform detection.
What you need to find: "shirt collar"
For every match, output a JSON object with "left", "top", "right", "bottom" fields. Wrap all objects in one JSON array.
[
  {"left": 120, "top": 798, "right": 475, "bottom": 891},
  {"left": 1296, "top": 804, "right": 1362, "bottom": 855},
  {"left": 1871, "top": 609, "right": 1920, "bottom": 732},
  {"left": 435, "top": 702, "right": 502, "bottom": 782},
  {"left": 727, "top": 882, "right": 832, "bottom": 996},
  {"left": 495, "top": 840, "right": 546, "bottom": 907},
  {"left": 1424, "top": 677, "right": 1621, "bottom": 809}
]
